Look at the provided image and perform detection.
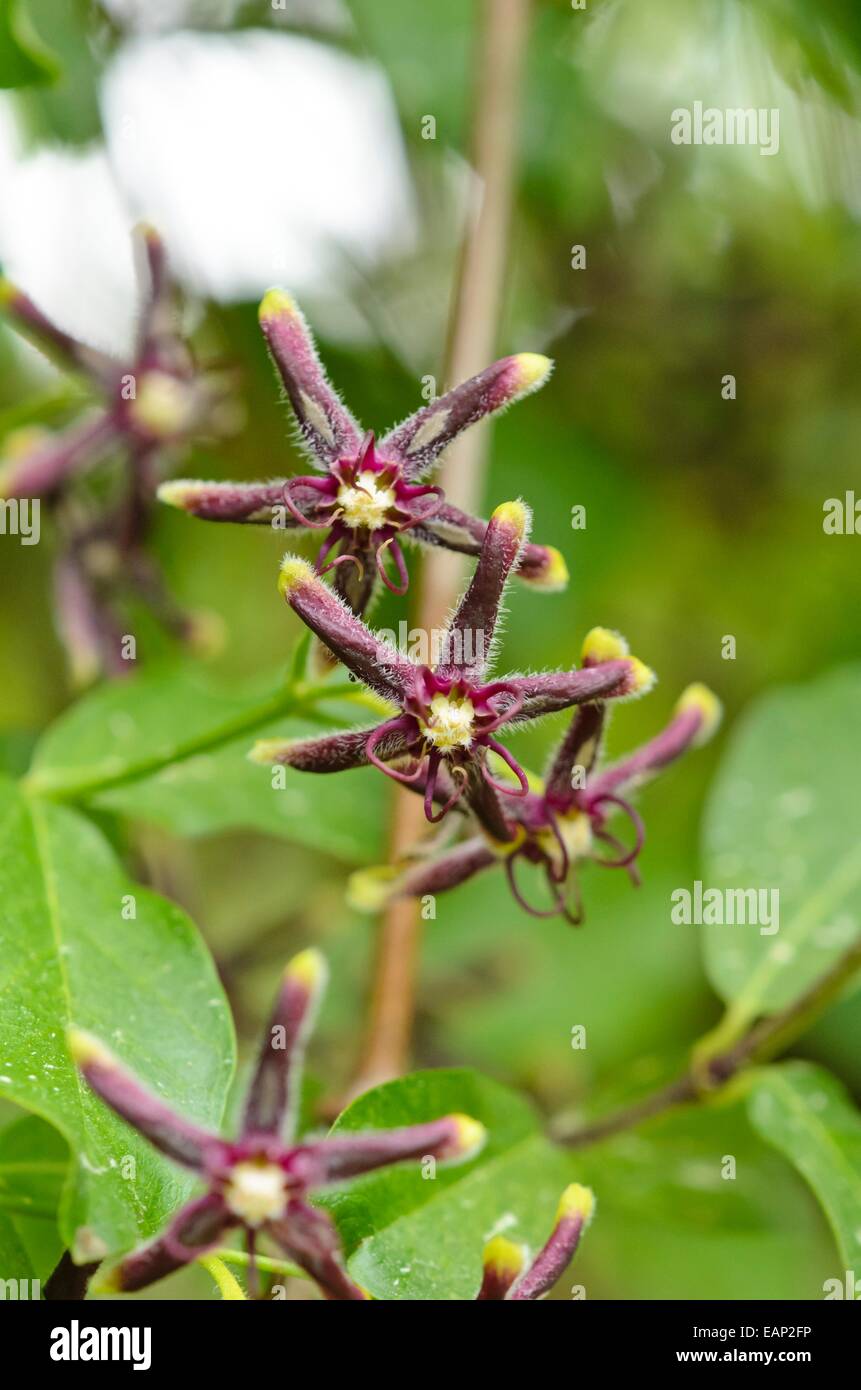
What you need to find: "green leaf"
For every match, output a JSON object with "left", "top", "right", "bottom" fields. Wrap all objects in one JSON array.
[
  {"left": 0, "top": 0, "right": 59, "bottom": 88},
  {"left": 322, "top": 1068, "right": 582, "bottom": 1301},
  {"left": 25, "top": 665, "right": 387, "bottom": 862},
  {"left": 575, "top": 1098, "right": 833, "bottom": 1299},
  {"left": 748, "top": 1061, "right": 861, "bottom": 1272},
  {"left": 0, "top": 1113, "right": 67, "bottom": 1286},
  {"left": 0, "top": 777, "right": 234, "bottom": 1260},
  {"left": 575, "top": 1100, "right": 812, "bottom": 1234},
  {"left": 702, "top": 665, "right": 861, "bottom": 1025},
  {"left": 0, "top": 730, "right": 36, "bottom": 779}
]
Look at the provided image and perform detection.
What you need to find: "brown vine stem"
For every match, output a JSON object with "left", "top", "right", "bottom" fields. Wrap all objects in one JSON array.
[
  {"left": 552, "top": 935, "right": 861, "bottom": 1149},
  {"left": 351, "top": 0, "right": 533, "bottom": 1094}
]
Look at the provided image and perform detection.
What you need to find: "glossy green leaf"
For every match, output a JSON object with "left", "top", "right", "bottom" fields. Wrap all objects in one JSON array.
[
  {"left": 0, "top": 1113, "right": 67, "bottom": 1287},
  {"left": 25, "top": 665, "right": 387, "bottom": 862},
  {"left": 322, "top": 1068, "right": 582, "bottom": 1301},
  {"left": 575, "top": 1099, "right": 813, "bottom": 1234},
  {"left": 702, "top": 666, "right": 861, "bottom": 1023},
  {"left": 576, "top": 1098, "right": 832, "bottom": 1300},
  {"left": 748, "top": 1061, "right": 861, "bottom": 1272},
  {"left": 0, "top": 777, "right": 234, "bottom": 1260}
]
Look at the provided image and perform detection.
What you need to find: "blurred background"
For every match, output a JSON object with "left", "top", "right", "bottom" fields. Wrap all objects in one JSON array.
[{"left": 1, "top": 0, "right": 860, "bottom": 1298}]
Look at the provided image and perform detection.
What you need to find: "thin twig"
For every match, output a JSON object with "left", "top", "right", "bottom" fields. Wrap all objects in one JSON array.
[
  {"left": 352, "top": 0, "right": 533, "bottom": 1093},
  {"left": 553, "top": 937, "right": 861, "bottom": 1148}
]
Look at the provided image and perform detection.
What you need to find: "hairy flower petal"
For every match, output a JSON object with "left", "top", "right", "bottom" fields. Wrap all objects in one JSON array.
[
  {"left": 278, "top": 555, "right": 417, "bottom": 701},
  {"left": 437, "top": 500, "right": 530, "bottom": 683},
  {"left": 380, "top": 353, "right": 552, "bottom": 480},
  {"left": 585, "top": 684, "right": 721, "bottom": 805},
  {"left": 68, "top": 1029, "right": 218, "bottom": 1172},
  {"left": 299, "top": 1113, "right": 486, "bottom": 1185},
  {"left": 242, "top": 949, "right": 328, "bottom": 1141},
  {"left": 259, "top": 289, "right": 363, "bottom": 468},
  {"left": 158, "top": 477, "right": 302, "bottom": 523},
  {"left": 414, "top": 500, "right": 567, "bottom": 591},
  {"left": 250, "top": 725, "right": 408, "bottom": 775},
  {"left": 509, "top": 1184, "right": 594, "bottom": 1300},
  {"left": 509, "top": 659, "right": 653, "bottom": 720}
]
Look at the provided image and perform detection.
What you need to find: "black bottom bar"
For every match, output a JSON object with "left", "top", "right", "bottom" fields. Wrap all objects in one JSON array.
[{"left": 1, "top": 1296, "right": 855, "bottom": 1374}]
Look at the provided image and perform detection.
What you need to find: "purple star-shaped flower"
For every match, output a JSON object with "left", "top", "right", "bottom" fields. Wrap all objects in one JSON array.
[
  {"left": 158, "top": 289, "right": 567, "bottom": 615},
  {"left": 0, "top": 225, "right": 233, "bottom": 501},
  {"left": 250, "top": 501, "right": 651, "bottom": 842},
  {"left": 0, "top": 225, "right": 235, "bottom": 681},
  {"left": 361, "top": 658, "right": 721, "bottom": 923},
  {"left": 69, "top": 948, "right": 485, "bottom": 1298}
]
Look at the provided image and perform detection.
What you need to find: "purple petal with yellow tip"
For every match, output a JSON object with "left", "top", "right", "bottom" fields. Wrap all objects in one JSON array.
[
  {"left": 508, "top": 1184, "right": 594, "bottom": 1300},
  {"left": 478, "top": 1235, "right": 527, "bottom": 1300},
  {"left": 278, "top": 555, "right": 417, "bottom": 702},
  {"left": 242, "top": 948, "right": 328, "bottom": 1140},
  {"left": 158, "top": 477, "right": 300, "bottom": 523},
  {"left": 584, "top": 684, "right": 721, "bottom": 806},
  {"left": 437, "top": 500, "right": 530, "bottom": 683},
  {"left": 506, "top": 660, "right": 645, "bottom": 720},
  {"left": 258, "top": 289, "right": 363, "bottom": 468},
  {"left": 413, "top": 500, "right": 568, "bottom": 593},
  {"left": 299, "top": 1113, "right": 485, "bottom": 1185},
  {"left": 0, "top": 414, "right": 115, "bottom": 499},
  {"left": 380, "top": 353, "right": 553, "bottom": 481},
  {"left": 68, "top": 1028, "right": 219, "bottom": 1172},
  {"left": 0, "top": 278, "right": 117, "bottom": 382}
]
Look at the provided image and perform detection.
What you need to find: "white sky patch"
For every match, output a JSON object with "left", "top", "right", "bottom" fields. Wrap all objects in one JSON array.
[
  {"left": 0, "top": 123, "right": 140, "bottom": 357},
  {"left": 101, "top": 30, "right": 417, "bottom": 302},
  {"left": 0, "top": 30, "right": 416, "bottom": 356}
]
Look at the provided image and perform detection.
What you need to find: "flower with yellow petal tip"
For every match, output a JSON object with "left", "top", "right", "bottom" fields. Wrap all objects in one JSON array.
[
  {"left": 252, "top": 509, "right": 644, "bottom": 840},
  {"left": 159, "top": 288, "right": 564, "bottom": 616},
  {"left": 353, "top": 666, "right": 721, "bottom": 923},
  {"left": 477, "top": 1184, "right": 595, "bottom": 1299},
  {"left": 0, "top": 225, "right": 237, "bottom": 682},
  {"left": 71, "top": 947, "right": 484, "bottom": 1300}
]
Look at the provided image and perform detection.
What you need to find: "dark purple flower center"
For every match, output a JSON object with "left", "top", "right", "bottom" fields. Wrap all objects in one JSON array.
[{"left": 282, "top": 433, "right": 443, "bottom": 594}]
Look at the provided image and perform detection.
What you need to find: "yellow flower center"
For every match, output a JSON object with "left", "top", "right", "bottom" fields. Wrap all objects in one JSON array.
[
  {"left": 224, "top": 1159, "right": 288, "bottom": 1227},
  {"left": 336, "top": 471, "right": 396, "bottom": 530},
  {"left": 419, "top": 692, "right": 476, "bottom": 752},
  {"left": 129, "top": 371, "right": 197, "bottom": 440},
  {"left": 536, "top": 809, "right": 592, "bottom": 867}
]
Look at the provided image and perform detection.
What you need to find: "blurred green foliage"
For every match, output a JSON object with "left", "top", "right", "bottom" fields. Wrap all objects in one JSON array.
[{"left": 1, "top": 0, "right": 859, "bottom": 1298}]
